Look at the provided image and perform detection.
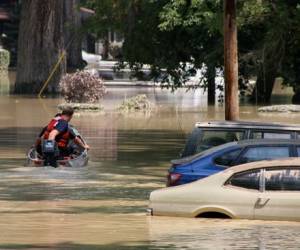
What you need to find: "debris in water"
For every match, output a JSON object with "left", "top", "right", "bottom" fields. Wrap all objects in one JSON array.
[{"left": 117, "top": 94, "right": 153, "bottom": 113}]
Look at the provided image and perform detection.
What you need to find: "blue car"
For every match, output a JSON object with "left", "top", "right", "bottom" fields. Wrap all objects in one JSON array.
[{"left": 167, "top": 139, "right": 300, "bottom": 186}]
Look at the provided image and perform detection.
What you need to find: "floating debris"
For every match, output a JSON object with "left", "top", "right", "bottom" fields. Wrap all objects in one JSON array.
[
  {"left": 58, "top": 103, "right": 103, "bottom": 112},
  {"left": 117, "top": 94, "right": 153, "bottom": 113},
  {"left": 258, "top": 105, "right": 300, "bottom": 113}
]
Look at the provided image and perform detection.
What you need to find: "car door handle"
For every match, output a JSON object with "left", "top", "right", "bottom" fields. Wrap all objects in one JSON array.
[{"left": 255, "top": 197, "right": 270, "bottom": 209}]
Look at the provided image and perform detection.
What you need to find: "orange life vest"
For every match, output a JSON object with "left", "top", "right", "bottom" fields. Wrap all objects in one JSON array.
[{"left": 42, "top": 116, "right": 70, "bottom": 148}]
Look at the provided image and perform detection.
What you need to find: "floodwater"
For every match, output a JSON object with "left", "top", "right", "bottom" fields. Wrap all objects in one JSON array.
[{"left": 1, "top": 77, "right": 300, "bottom": 249}]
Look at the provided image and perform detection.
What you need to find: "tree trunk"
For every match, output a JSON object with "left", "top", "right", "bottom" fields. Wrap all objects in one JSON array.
[
  {"left": 102, "top": 34, "right": 109, "bottom": 60},
  {"left": 64, "top": 0, "right": 84, "bottom": 70},
  {"left": 207, "top": 64, "right": 216, "bottom": 105},
  {"left": 251, "top": 63, "right": 277, "bottom": 103},
  {"left": 224, "top": 0, "right": 239, "bottom": 120},
  {"left": 86, "top": 34, "right": 96, "bottom": 54},
  {"left": 15, "top": 0, "right": 65, "bottom": 94},
  {"left": 251, "top": 43, "right": 284, "bottom": 103}
]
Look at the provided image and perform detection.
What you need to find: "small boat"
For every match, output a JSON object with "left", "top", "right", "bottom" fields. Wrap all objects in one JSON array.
[
  {"left": 27, "top": 147, "right": 88, "bottom": 168},
  {"left": 26, "top": 126, "right": 89, "bottom": 168}
]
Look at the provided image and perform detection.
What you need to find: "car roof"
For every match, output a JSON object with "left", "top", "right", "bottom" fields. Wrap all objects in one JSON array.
[
  {"left": 236, "top": 139, "right": 300, "bottom": 146},
  {"left": 171, "top": 141, "right": 240, "bottom": 165},
  {"left": 172, "top": 139, "right": 300, "bottom": 165},
  {"left": 226, "top": 158, "right": 300, "bottom": 174},
  {"left": 195, "top": 120, "right": 300, "bottom": 131}
]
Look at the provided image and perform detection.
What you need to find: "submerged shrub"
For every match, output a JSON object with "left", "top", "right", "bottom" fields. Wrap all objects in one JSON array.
[
  {"left": 118, "top": 94, "right": 153, "bottom": 112},
  {"left": 59, "top": 71, "right": 106, "bottom": 103}
]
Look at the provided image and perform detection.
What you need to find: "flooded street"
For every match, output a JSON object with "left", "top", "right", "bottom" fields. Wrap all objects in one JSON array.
[{"left": 1, "top": 84, "right": 300, "bottom": 249}]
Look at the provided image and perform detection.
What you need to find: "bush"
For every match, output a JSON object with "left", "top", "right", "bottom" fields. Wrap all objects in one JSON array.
[
  {"left": 0, "top": 49, "right": 10, "bottom": 71},
  {"left": 59, "top": 71, "right": 106, "bottom": 103}
]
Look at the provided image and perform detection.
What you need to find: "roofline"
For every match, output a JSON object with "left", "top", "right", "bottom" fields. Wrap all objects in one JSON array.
[
  {"left": 173, "top": 139, "right": 300, "bottom": 165},
  {"left": 236, "top": 139, "right": 300, "bottom": 145},
  {"left": 226, "top": 158, "right": 300, "bottom": 174},
  {"left": 195, "top": 120, "right": 300, "bottom": 131}
]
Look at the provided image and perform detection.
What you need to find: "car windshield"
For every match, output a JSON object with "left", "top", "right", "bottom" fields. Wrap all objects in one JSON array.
[{"left": 181, "top": 128, "right": 245, "bottom": 157}]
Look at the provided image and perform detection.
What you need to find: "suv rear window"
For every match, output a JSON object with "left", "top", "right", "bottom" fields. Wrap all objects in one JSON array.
[
  {"left": 251, "top": 131, "right": 292, "bottom": 139},
  {"left": 182, "top": 128, "right": 246, "bottom": 157}
]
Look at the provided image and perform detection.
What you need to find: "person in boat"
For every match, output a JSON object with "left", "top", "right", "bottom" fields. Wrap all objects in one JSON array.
[{"left": 35, "top": 107, "right": 89, "bottom": 166}]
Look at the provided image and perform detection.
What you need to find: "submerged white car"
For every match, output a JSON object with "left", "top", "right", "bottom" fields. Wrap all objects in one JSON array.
[
  {"left": 82, "top": 50, "right": 102, "bottom": 65},
  {"left": 149, "top": 158, "right": 300, "bottom": 221}
]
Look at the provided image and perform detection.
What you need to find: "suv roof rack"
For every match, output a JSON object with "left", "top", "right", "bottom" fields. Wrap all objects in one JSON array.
[{"left": 195, "top": 120, "right": 300, "bottom": 131}]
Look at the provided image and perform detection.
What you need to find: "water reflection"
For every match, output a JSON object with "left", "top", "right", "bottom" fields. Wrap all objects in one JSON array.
[
  {"left": 149, "top": 217, "right": 300, "bottom": 249},
  {"left": 0, "top": 86, "right": 299, "bottom": 249}
]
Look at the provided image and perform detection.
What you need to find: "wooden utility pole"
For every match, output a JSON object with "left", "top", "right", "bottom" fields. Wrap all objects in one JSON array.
[{"left": 224, "top": 0, "right": 239, "bottom": 120}]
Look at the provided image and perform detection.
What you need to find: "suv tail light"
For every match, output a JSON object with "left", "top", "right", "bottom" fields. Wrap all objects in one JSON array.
[{"left": 167, "top": 173, "right": 182, "bottom": 187}]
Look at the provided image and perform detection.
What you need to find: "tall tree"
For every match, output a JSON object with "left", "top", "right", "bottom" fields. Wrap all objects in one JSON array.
[
  {"left": 157, "top": 0, "right": 223, "bottom": 104},
  {"left": 83, "top": 0, "right": 131, "bottom": 60},
  {"left": 269, "top": 0, "right": 300, "bottom": 104},
  {"left": 15, "top": 0, "right": 65, "bottom": 94},
  {"left": 64, "top": 0, "right": 84, "bottom": 70},
  {"left": 249, "top": 1, "right": 288, "bottom": 103},
  {"left": 84, "top": 0, "right": 300, "bottom": 105}
]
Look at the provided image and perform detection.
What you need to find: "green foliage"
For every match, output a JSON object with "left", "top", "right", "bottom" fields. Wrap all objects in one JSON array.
[
  {"left": 274, "top": 2, "right": 300, "bottom": 91},
  {"left": 82, "top": 0, "right": 300, "bottom": 99},
  {"left": 117, "top": 0, "right": 269, "bottom": 90},
  {"left": 155, "top": 0, "right": 223, "bottom": 89},
  {"left": 159, "top": 0, "right": 222, "bottom": 33},
  {"left": 0, "top": 49, "right": 10, "bottom": 71},
  {"left": 81, "top": 0, "right": 131, "bottom": 36}
]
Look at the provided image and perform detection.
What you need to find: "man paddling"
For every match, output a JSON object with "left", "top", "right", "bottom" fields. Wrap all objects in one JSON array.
[{"left": 35, "top": 107, "right": 89, "bottom": 166}]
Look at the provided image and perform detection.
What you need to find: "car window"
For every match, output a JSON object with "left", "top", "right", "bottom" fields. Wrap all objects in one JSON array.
[
  {"left": 265, "top": 168, "right": 300, "bottom": 191},
  {"left": 296, "top": 147, "right": 300, "bottom": 156},
  {"left": 226, "top": 169, "right": 261, "bottom": 190},
  {"left": 195, "top": 130, "right": 245, "bottom": 154},
  {"left": 181, "top": 128, "right": 202, "bottom": 157},
  {"left": 214, "top": 149, "right": 242, "bottom": 167},
  {"left": 239, "top": 146, "right": 290, "bottom": 164},
  {"left": 251, "top": 131, "right": 291, "bottom": 139}
]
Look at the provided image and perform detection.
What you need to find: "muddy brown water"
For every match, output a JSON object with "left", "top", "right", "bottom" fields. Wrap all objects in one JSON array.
[{"left": 1, "top": 85, "right": 300, "bottom": 249}]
